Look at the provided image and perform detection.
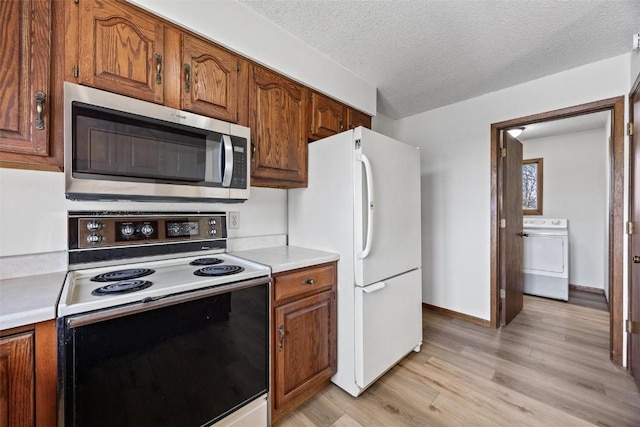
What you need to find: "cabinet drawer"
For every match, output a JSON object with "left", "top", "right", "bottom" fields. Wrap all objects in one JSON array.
[{"left": 274, "top": 263, "right": 336, "bottom": 302}]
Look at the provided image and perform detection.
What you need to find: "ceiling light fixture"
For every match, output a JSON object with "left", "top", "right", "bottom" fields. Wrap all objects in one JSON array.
[{"left": 507, "top": 127, "right": 524, "bottom": 138}]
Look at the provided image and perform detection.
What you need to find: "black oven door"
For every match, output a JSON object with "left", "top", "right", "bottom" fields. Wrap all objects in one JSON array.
[{"left": 58, "top": 278, "right": 269, "bottom": 427}]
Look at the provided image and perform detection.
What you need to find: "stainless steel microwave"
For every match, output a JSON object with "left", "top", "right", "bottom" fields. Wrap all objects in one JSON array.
[{"left": 64, "top": 82, "right": 250, "bottom": 202}]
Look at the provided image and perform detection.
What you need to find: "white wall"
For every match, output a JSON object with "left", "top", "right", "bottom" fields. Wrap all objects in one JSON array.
[
  {"left": 395, "top": 53, "right": 630, "bottom": 321},
  {"left": 0, "top": 168, "right": 287, "bottom": 258},
  {"left": 371, "top": 113, "right": 395, "bottom": 138},
  {"left": 522, "top": 128, "right": 608, "bottom": 290},
  {"left": 129, "top": 0, "right": 376, "bottom": 115}
]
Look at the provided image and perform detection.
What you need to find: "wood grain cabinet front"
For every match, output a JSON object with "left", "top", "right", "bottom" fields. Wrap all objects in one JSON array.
[
  {"left": 346, "top": 106, "right": 372, "bottom": 130},
  {"left": 179, "top": 34, "right": 243, "bottom": 123},
  {"left": 78, "top": 0, "right": 165, "bottom": 103},
  {"left": 0, "top": 0, "right": 65, "bottom": 170},
  {"left": 0, "top": 331, "right": 34, "bottom": 427},
  {"left": 308, "top": 91, "right": 372, "bottom": 141},
  {"left": 308, "top": 91, "right": 344, "bottom": 141},
  {"left": 0, "top": 321, "right": 57, "bottom": 427},
  {"left": 249, "top": 64, "right": 309, "bottom": 188},
  {"left": 271, "top": 262, "right": 337, "bottom": 423}
]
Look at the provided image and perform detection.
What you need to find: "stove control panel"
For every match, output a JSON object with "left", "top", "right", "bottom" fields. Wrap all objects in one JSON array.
[{"left": 69, "top": 213, "right": 227, "bottom": 249}]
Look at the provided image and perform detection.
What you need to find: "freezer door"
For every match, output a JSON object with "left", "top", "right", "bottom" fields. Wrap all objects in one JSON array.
[
  {"left": 354, "top": 128, "right": 422, "bottom": 287},
  {"left": 354, "top": 269, "right": 422, "bottom": 391}
]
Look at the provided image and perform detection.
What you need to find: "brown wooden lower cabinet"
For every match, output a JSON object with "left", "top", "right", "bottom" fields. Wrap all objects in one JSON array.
[
  {"left": 0, "top": 331, "right": 34, "bottom": 427},
  {"left": 271, "top": 262, "right": 337, "bottom": 424},
  {"left": 0, "top": 321, "right": 57, "bottom": 427}
]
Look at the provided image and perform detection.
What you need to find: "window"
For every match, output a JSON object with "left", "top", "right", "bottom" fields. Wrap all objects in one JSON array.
[{"left": 523, "top": 158, "right": 543, "bottom": 215}]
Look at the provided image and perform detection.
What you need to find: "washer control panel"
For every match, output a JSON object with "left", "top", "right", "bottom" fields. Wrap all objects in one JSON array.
[{"left": 523, "top": 218, "right": 568, "bottom": 229}]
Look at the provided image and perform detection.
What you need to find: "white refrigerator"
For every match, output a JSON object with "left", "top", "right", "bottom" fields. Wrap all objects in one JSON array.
[{"left": 288, "top": 127, "right": 422, "bottom": 397}]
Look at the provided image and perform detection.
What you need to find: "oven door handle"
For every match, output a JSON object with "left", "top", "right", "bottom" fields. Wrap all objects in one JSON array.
[
  {"left": 221, "top": 134, "right": 234, "bottom": 188},
  {"left": 65, "top": 276, "right": 271, "bottom": 328}
]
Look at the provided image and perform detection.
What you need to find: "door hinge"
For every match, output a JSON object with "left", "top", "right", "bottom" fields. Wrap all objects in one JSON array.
[
  {"left": 626, "top": 319, "right": 640, "bottom": 334},
  {"left": 501, "top": 147, "right": 507, "bottom": 158},
  {"left": 500, "top": 219, "right": 506, "bottom": 229},
  {"left": 73, "top": 65, "right": 79, "bottom": 78},
  {"left": 627, "top": 122, "right": 634, "bottom": 136},
  {"left": 500, "top": 289, "right": 506, "bottom": 299},
  {"left": 628, "top": 221, "right": 634, "bottom": 235}
]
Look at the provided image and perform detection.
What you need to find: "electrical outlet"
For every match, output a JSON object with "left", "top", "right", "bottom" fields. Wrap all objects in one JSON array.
[{"left": 229, "top": 212, "right": 240, "bottom": 229}]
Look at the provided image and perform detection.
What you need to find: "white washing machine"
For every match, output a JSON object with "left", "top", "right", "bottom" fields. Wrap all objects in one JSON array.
[{"left": 522, "top": 218, "right": 569, "bottom": 301}]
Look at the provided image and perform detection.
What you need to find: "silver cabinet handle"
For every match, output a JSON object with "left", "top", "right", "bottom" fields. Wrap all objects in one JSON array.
[
  {"left": 278, "top": 325, "right": 285, "bottom": 351},
  {"left": 184, "top": 64, "right": 191, "bottom": 93},
  {"left": 35, "top": 91, "right": 46, "bottom": 130},
  {"left": 155, "top": 54, "right": 163, "bottom": 84},
  {"left": 302, "top": 278, "right": 316, "bottom": 285}
]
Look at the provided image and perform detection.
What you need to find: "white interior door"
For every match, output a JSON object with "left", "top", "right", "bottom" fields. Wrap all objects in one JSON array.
[
  {"left": 354, "top": 128, "right": 422, "bottom": 287},
  {"left": 354, "top": 269, "right": 422, "bottom": 391}
]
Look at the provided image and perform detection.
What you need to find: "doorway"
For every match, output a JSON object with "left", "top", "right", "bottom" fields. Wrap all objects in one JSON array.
[{"left": 490, "top": 96, "right": 625, "bottom": 365}]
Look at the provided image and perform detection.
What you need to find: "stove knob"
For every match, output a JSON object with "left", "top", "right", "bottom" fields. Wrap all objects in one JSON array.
[
  {"left": 208, "top": 218, "right": 217, "bottom": 226},
  {"left": 121, "top": 224, "right": 135, "bottom": 237},
  {"left": 209, "top": 228, "right": 217, "bottom": 236},
  {"left": 140, "top": 224, "right": 154, "bottom": 236},
  {"left": 86, "top": 220, "right": 102, "bottom": 231},
  {"left": 86, "top": 233, "right": 102, "bottom": 244}
]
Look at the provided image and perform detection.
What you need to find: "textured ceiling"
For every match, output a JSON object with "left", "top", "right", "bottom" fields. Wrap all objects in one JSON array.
[{"left": 237, "top": 0, "right": 640, "bottom": 119}]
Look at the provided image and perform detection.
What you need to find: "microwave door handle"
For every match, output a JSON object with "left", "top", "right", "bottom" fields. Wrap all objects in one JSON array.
[{"left": 221, "top": 134, "right": 234, "bottom": 187}]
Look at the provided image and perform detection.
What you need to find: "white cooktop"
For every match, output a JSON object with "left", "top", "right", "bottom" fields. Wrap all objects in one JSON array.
[{"left": 58, "top": 253, "right": 270, "bottom": 317}]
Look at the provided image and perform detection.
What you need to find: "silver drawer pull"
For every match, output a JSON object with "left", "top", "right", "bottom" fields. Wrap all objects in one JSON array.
[{"left": 302, "top": 278, "right": 316, "bottom": 286}]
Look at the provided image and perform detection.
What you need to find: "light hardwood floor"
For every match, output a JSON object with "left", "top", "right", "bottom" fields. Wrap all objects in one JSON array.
[{"left": 276, "top": 295, "right": 640, "bottom": 426}]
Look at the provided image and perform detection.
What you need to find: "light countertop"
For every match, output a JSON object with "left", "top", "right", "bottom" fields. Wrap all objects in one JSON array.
[
  {"left": 0, "top": 246, "right": 338, "bottom": 331},
  {"left": 232, "top": 246, "right": 339, "bottom": 274},
  {"left": 0, "top": 271, "right": 66, "bottom": 331}
]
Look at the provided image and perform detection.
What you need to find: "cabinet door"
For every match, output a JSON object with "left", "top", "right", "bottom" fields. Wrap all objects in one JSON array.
[
  {"left": 346, "top": 107, "right": 372, "bottom": 130},
  {"left": 309, "top": 91, "right": 344, "bottom": 140},
  {"left": 79, "top": 0, "right": 164, "bottom": 103},
  {"left": 182, "top": 35, "right": 240, "bottom": 123},
  {"left": 0, "top": 0, "right": 51, "bottom": 156},
  {"left": 273, "top": 290, "right": 336, "bottom": 413},
  {"left": 0, "top": 332, "right": 34, "bottom": 427},
  {"left": 249, "top": 65, "right": 308, "bottom": 188}
]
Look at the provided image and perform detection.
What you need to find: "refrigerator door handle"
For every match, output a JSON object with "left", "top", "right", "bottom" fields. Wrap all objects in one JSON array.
[
  {"left": 358, "top": 153, "right": 374, "bottom": 259},
  {"left": 362, "top": 281, "right": 385, "bottom": 293}
]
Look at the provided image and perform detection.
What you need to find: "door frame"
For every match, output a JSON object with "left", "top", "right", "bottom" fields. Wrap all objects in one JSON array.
[
  {"left": 628, "top": 72, "right": 640, "bottom": 372},
  {"left": 490, "top": 96, "right": 625, "bottom": 365}
]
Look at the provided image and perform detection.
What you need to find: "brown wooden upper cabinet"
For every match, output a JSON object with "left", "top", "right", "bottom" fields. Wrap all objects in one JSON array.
[
  {"left": 0, "top": 0, "right": 54, "bottom": 160},
  {"left": 78, "top": 0, "right": 165, "bottom": 104},
  {"left": 77, "top": 1, "right": 247, "bottom": 123},
  {"left": 346, "top": 106, "right": 372, "bottom": 130},
  {"left": 309, "top": 91, "right": 344, "bottom": 141},
  {"left": 308, "top": 91, "right": 372, "bottom": 141},
  {"left": 249, "top": 65, "right": 308, "bottom": 188},
  {"left": 179, "top": 35, "right": 242, "bottom": 123}
]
